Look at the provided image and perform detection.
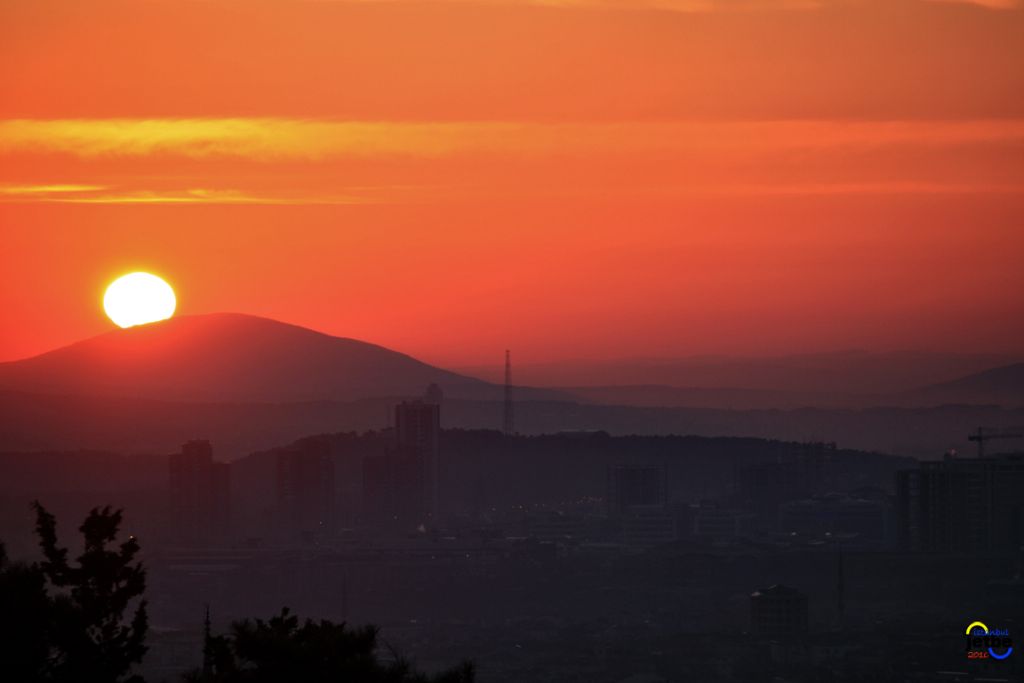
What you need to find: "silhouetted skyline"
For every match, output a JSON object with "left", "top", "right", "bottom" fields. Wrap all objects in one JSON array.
[{"left": 2, "top": 1, "right": 1023, "bottom": 680}]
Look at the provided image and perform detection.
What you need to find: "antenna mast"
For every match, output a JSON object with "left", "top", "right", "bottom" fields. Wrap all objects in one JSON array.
[{"left": 503, "top": 349, "right": 514, "bottom": 435}]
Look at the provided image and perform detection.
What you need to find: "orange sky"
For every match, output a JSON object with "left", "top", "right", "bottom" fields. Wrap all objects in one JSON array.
[{"left": 1, "top": 0, "right": 1022, "bottom": 366}]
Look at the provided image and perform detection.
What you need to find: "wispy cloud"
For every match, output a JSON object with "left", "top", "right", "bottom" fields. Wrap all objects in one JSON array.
[
  {"left": 1, "top": 180, "right": 1018, "bottom": 206},
  {"left": 2, "top": 119, "right": 1020, "bottom": 204},
  {"left": 0, "top": 119, "right": 476, "bottom": 160},
  {"left": 2, "top": 118, "right": 1023, "bottom": 161},
  {"left": 0, "top": 186, "right": 370, "bottom": 205},
  {"left": 0, "top": 184, "right": 108, "bottom": 195}
]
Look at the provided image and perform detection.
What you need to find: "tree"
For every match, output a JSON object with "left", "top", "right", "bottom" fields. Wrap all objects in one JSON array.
[
  {"left": 186, "top": 607, "right": 475, "bottom": 683},
  {"left": 0, "top": 542, "right": 52, "bottom": 681},
  {"left": 32, "top": 502, "right": 149, "bottom": 683}
]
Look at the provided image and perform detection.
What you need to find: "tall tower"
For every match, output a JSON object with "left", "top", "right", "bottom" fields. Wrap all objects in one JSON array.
[
  {"left": 503, "top": 349, "right": 514, "bottom": 436},
  {"left": 168, "top": 440, "right": 230, "bottom": 546},
  {"left": 276, "top": 437, "right": 335, "bottom": 540},
  {"left": 395, "top": 399, "right": 441, "bottom": 520}
]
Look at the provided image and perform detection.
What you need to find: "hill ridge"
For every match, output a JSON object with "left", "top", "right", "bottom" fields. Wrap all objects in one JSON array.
[{"left": 0, "top": 312, "right": 538, "bottom": 404}]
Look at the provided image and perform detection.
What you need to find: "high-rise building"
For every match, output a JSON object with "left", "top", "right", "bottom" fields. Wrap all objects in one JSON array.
[
  {"left": 362, "top": 450, "right": 426, "bottom": 527},
  {"left": 423, "top": 382, "right": 444, "bottom": 406},
  {"left": 395, "top": 397, "right": 441, "bottom": 518},
  {"left": 168, "top": 440, "right": 230, "bottom": 546},
  {"left": 896, "top": 452, "right": 1024, "bottom": 553},
  {"left": 276, "top": 437, "right": 335, "bottom": 541},
  {"left": 362, "top": 391, "right": 442, "bottom": 528}
]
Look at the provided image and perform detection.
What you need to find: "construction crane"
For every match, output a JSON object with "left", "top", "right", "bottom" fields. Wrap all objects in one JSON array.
[{"left": 967, "top": 427, "right": 1023, "bottom": 458}]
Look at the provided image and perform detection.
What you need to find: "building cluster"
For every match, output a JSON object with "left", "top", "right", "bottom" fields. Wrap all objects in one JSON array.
[
  {"left": 165, "top": 386, "right": 443, "bottom": 546},
  {"left": 164, "top": 394, "right": 1023, "bottom": 565},
  {"left": 599, "top": 442, "right": 892, "bottom": 549},
  {"left": 896, "top": 451, "right": 1024, "bottom": 554},
  {"left": 149, "top": 419, "right": 1024, "bottom": 683}
]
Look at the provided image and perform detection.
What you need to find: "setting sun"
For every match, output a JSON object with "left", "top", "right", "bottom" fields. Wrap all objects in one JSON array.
[{"left": 103, "top": 272, "right": 176, "bottom": 328}]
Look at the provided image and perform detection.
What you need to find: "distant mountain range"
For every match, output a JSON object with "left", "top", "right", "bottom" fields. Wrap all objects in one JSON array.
[
  {"left": 559, "top": 362, "right": 1024, "bottom": 411},
  {"left": 0, "top": 314, "right": 1019, "bottom": 460},
  {"left": 0, "top": 389, "right": 1019, "bottom": 461},
  {"left": 914, "top": 362, "right": 1024, "bottom": 407},
  {"left": 458, "top": 350, "right": 1021, "bottom": 396},
  {"left": 0, "top": 313, "right": 560, "bottom": 404}
]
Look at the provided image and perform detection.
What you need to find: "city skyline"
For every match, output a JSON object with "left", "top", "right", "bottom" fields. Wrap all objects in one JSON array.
[{"left": 2, "top": 2, "right": 1023, "bottom": 682}]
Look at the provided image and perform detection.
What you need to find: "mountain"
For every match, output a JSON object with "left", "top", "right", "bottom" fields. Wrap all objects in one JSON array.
[
  {"left": 562, "top": 363, "right": 1024, "bottom": 410},
  {"left": 560, "top": 385, "right": 870, "bottom": 410},
  {"left": 0, "top": 315, "right": 1016, "bottom": 459},
  {"left": 457, "top": 350, "right": 1020, "bottom": 395},
  {"left": 912, "top": 363, "right": 1024, "bottom": 408},
  {"left": 0, "top": 313, "right": 551, "bottom": 403},
  {"left": 1, "top": 388, "right": 1020, "bottom": 460}
]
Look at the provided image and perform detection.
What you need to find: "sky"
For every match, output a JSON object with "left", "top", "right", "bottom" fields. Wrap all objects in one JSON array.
[{"left": 1, "top": 0, "right": 1022, "bottom": 367}]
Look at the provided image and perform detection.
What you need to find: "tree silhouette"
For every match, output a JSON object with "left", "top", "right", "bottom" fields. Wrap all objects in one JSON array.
[
  {"left": 32, "top": 502, "right": 149, "bottom": 683},
  {"left": 0, "top": 542, "right": 52, "bottom": 681},
  {"left": 5, "top": 506, "right": 475, "bottom": 683},
  {"left": 186, "top": 607, "right": 474, "bottom": 683}
]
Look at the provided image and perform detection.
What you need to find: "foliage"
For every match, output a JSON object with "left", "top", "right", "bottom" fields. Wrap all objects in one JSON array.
[
  {"left": 187, "top": 607, "right": 475, "bottom": 683},
  {"left": 3, "top": 505, "right": 473, "bottom": 683},
  {"left": 0, "top": 542, "right": 52, "bottom": 681},
  {"left": 0, "top": 503, "right": 149, "bottom": 683}
]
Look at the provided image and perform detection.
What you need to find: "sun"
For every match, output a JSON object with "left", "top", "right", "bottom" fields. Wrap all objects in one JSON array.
[{"left": 103, "top": 272, "right": 177, "bottom": 328}]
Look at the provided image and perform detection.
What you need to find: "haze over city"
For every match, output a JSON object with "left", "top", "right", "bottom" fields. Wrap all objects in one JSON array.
[{"left": 1, "top": 1, "right": 1022, "bottom": 682}]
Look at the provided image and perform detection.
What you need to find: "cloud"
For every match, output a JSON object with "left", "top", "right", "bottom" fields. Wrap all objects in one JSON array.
[
  {"left": 0, "top": 119, "right": 480, "bottom": 160},
  {"left": 0, "top": 184, "right": 107, "bottom": 195},
  {"left": 2, "top": 119, "right": 1020, "bottom": 204},
  {"left": 0, "top": 185, "right": 369, "bottom": 205},
  {"left": 2, "top": 118, "right": 1023, "bottom": 161},
  {"left": 1, "top": 180, "right": 1018, "bottom": 206}
]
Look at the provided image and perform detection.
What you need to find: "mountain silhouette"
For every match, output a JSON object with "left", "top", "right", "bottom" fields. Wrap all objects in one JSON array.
[
  {"left": 0, "top": 313, "right": 536, "bottom": 403},
  {"left": 914, "top": 362, "right": 1024, "bottom": 408}
]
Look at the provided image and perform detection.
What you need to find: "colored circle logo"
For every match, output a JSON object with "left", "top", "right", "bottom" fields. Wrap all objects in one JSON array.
[{"left": 966, "top": 621, "right": 1013, "bottom": 660}]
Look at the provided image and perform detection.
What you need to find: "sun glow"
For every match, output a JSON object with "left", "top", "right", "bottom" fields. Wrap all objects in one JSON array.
[{"left": 103, "top": 272, "right": 176, "bottom": 328}]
